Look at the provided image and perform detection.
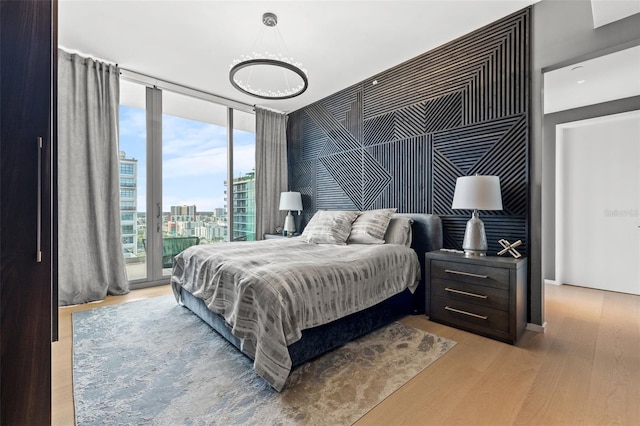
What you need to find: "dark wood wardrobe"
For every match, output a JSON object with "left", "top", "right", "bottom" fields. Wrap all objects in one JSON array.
[{"left": 1, "top": 0, "right": 57, "bottom": 424}]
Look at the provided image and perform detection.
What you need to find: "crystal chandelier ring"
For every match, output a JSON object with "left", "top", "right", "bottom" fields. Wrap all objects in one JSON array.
[
  {"left": 229, "top": 12, "right": 308, "bottom": 100},
  {"left": 229, "top": 58, "right": 308, "bottom": 100}
]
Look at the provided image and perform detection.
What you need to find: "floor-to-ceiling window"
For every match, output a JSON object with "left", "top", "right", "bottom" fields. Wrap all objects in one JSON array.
[{"left": 119, "top": 76, "right": 255, "bottom": 287}]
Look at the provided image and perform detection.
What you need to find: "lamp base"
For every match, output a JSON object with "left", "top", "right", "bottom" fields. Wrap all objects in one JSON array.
[
  {"left": 462, "top": 210, "right": 488, "bottom": 257},
  {"left": 463, "top": 248, "right": 487, "bottom": 257},
  {"left": 283, "top": 211, "right": 296, "bottom": 237}
]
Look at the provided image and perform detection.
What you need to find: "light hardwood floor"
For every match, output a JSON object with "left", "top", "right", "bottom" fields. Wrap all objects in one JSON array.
[{"left": 52, "top": 283, "right": 640, "bottom": 425}]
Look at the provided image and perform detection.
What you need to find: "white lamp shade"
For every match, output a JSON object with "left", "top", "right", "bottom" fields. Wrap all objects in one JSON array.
[
  {"left": 279, "top": 191, "right": 303, "bottom": 211},
  {"left": 451, "top": 175, "right": 503, "bottom": 210}
]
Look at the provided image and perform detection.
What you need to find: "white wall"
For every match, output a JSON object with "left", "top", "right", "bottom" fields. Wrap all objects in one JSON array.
[{"left": 556, "top": 110, "right": 640, "bottom": 295}]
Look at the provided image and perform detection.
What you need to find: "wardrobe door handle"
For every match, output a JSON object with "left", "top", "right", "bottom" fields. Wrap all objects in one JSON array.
[{"left": 36, "top": 137, "right": 43, "bottom": 263}]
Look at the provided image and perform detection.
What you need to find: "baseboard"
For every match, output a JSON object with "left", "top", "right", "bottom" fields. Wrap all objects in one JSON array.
[
  {"left": 544, "top": 279, "right": 561, "bottom": 286},
  {"left": 526, "top": 322, "right": 547, "bottom": 333}
]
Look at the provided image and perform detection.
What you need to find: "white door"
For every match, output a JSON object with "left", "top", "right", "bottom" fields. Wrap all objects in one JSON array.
[{"left": 556, "top": 110, "right": 640, "bottom": 295}]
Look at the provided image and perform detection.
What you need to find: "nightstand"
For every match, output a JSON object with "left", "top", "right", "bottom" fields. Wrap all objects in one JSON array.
[
  {"left": 425, "top": 251, "right": 527, "bottom": 344},
  {"left": 263, "top": 233, "right": 287, "bottom": 240}
]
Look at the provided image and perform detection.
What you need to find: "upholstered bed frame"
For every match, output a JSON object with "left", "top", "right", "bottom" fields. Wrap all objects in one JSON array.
[{"left": 177, "top": 213, "right": 442, "bottom": 370}]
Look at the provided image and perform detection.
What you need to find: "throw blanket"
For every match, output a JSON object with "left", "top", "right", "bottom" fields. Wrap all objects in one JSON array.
[{"left": 171, "top": 238, "right": 420, "bottom": 391}]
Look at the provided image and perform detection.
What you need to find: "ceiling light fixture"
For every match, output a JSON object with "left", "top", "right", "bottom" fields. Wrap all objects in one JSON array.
[{"left": 229, "top": 12, "right": 308, "bottom": 100}]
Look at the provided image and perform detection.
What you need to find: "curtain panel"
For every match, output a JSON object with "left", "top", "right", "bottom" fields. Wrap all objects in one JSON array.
[
  {"left": 58, "top": 50, "right": 129, "bottom": 305},
  {"left": 255, "top": 107, "right": 289, "bottom": 239}
]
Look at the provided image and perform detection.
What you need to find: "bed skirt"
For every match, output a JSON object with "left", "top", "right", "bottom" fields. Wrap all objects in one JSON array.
[{"left": 178, "top": 286, "right": 414, "bottom": 368}]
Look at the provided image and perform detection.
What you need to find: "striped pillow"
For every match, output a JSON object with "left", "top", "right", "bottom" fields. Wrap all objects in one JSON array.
[
  {"left": 301, "top": 210, "right": 360, "bottom": 245},
  {"left": 347, "top": 208, "right": 397, "bottom": 244}
]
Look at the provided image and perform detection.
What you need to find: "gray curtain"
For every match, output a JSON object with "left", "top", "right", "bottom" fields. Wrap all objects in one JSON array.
[
  {"left": 255, "top": 107, "right": 289, "bottom": 239},
  {"left": 58, "top": 50, "right": 129, "bottom": 306}
]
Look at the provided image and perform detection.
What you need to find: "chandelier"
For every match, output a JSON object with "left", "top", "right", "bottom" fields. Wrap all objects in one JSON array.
[{"left": 229, "top": 12, "right": 308, "bottom": 100}]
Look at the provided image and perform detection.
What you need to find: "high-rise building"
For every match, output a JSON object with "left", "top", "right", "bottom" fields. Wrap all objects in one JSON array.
[
  {"left": 119, "top": 151, "right": 138, "bottom": 257},
  {"left": 213, "top": 207, "right": 225, "bottom": 220},
  {"left": 170, "top": 204, "right": 197, "bottom": 221},
  {"left": 228, "top": 171, "right": 255, "bottom": 241}
]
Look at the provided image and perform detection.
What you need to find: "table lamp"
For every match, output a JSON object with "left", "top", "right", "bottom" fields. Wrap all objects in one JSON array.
[
  {"left": 451, "top": 175, "right": 503, "bottom": 256},
  {"left": 279, "top": 191, "right": 303, "bottom": 236}
]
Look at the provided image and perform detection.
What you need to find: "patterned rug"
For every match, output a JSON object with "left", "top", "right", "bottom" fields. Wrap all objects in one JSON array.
[{"left": 73, "top": 295, "right": 455, "bottom": 425}]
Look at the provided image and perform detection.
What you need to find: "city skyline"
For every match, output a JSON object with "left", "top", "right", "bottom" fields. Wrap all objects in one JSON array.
[{"left": 119, "top": 105, "right": 256, "bottom": 212}]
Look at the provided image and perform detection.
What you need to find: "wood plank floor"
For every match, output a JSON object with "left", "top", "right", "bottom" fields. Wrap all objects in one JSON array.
[{"left": 52, "top": 283, "right": 640, "bottom": 425}]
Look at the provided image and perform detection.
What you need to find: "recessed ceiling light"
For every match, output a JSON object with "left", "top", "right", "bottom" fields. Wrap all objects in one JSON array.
[{"left": 570, "top": 66, "right": 586, "bottom": 85}]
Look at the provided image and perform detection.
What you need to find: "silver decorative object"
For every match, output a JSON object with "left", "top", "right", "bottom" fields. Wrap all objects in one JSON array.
[{"left": 498, "top": 239, "right": 522, "bottom": 258}]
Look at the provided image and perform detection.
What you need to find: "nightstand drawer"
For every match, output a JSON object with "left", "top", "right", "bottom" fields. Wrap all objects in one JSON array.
[
  {"left": 431, "top": 278, "right": 509, "bottom": 311},
  {"left": 431, "top": 260, "right": 510, "bottom": 291},
  {"left": 431, "top": 295, "right": 509, "bottom": 339}
]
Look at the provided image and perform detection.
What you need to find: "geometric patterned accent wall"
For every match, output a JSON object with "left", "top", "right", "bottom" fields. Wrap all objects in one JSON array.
[{"left": 287, "top": 9, "right": 530, "bottom": 256}]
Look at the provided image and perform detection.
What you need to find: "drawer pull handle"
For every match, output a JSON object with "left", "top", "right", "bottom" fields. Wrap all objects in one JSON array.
[
  {"left": 445, "top": 306, "right": 488, "bottom": 320},
  {"left": 445, "top": 269, "right": 488, "bottom": 279},
  {"left": 445, "top": 287, "right": 488, "bottom": 299}
]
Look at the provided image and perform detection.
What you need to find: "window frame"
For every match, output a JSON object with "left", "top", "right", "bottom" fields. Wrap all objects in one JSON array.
[{"left": 119, "top": 73, "right": 255, "bottom": 289}]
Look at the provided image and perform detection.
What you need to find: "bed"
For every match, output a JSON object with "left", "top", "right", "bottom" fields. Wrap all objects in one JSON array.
[{"left": 171, "top": 212, "right": 442, "bottom": 391}]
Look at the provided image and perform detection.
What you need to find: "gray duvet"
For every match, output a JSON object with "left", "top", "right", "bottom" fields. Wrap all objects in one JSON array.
[{"left": 170, "top": 237, "right": 420, "bottom": 391}]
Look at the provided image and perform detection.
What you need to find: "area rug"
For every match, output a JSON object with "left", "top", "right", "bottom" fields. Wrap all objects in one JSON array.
[{"left": 73, "top": 295, "right": 455, "bottom": 425}]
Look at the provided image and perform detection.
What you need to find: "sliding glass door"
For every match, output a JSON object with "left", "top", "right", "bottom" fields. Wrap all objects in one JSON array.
[
  {"left": 119, "top": 80, "right": 148, "bottom": 281},
  {"left": 161, "top": 91, "right": 229, "bottom": 276},
  {"left": 119, "top": 80, "right": 255, "bottom": 287}
]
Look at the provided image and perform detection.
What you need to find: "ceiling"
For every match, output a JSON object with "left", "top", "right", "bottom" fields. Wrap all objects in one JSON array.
[
  {"left": 591, "top": 0, "right": 640, "bottom": 28},
  {"left": 59, "top": 0, "right": 541, "bottom": 114},
  {"left": 542, "top": 0, "right": 640, "bottom": 114},
  {"left": 544, "top": 44, "right": 640, "bottom": 114}
]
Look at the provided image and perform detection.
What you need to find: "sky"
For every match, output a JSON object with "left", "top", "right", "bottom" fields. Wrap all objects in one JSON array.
[{"left": 119, "top": 105, "right": 255, "bottom": 212}]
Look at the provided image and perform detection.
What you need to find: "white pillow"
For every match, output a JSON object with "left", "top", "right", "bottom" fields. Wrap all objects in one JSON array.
[
  {"left": 301, "top": 210, "right": 360, "bottom": 245},
  {"left": 384, "top": 216, "right": 413, "bottom": 247},
  {"left": 347, "top": 208, "right": 397, "bottom": 244}
]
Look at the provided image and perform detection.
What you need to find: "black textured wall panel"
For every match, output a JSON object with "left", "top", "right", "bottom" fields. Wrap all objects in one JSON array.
[{"left": 287, "top": 9, "right": 530, "bottom": 256}]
